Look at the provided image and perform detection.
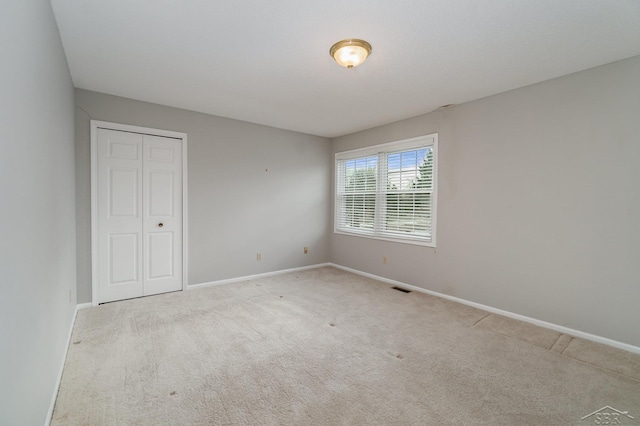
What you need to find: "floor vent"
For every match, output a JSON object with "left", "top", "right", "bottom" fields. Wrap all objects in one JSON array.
[{"left": 391, "top": 286, "right": 412, "bottom": 293}]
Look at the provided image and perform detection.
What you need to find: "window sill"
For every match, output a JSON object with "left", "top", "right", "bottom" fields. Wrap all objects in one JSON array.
[{"left": 334, "top": 229, "right": 435, "bottom": 247}]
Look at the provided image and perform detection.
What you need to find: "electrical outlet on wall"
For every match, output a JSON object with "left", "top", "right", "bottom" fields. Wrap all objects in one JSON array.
[
  {"left": 257, "top": 253, "right": 262, "bottom": 261},
  {"left": 304, "top": 247, "right": 308, "bottom": 254},
  {"left": 383, "top": 256, "right": 387, "bottom": 264}
]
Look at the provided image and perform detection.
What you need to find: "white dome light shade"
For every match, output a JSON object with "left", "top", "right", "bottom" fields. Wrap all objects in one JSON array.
[{"left": 330, "top": 39, "right": 372, "bottom": 69}]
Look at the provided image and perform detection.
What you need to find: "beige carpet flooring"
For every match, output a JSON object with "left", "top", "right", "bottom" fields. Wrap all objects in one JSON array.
[{"left": 52, "top": 267, "right": 640, "bottom": 425}]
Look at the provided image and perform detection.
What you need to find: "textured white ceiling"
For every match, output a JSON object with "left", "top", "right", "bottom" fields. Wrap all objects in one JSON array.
[{"left": 50, "top": 0, "right": 640, "bottom": 138}]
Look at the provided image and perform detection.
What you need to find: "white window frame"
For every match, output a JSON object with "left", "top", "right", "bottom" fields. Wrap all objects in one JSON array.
[{"left": 334, "top": 134, "right": 438, "bottom": 247}]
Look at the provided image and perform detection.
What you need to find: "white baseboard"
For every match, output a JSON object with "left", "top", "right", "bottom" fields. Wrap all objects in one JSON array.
[
  {"left": 329, "top": 263, "right": 640, "bottom": 355},
  {"left": 76, "top": 302, "right": 92, "bottom": 310},
  {"left": 189, "top": 263, "right": 331, "bottom": 290},
  {"left": 45, "top": 303, "right": 82, "bottom": 426}
]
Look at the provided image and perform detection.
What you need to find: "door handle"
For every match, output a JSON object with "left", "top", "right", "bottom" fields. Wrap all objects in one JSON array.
[{"left": 158, "top": 223, "right": 164, "bottom": 228}]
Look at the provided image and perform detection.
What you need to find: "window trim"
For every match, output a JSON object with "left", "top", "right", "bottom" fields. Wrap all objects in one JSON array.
[{"left": 334, "top": 133, "right": 438, "bottom": 247}]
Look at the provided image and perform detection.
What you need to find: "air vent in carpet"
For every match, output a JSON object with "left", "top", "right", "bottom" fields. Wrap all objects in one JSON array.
[{"left": 391, "top": 286, "right": 411, "bottom": 293}]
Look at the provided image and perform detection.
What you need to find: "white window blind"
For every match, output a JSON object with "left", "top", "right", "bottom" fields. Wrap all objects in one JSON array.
[{"left": 335, "top": 134, "right": 437, "bottom": 246}]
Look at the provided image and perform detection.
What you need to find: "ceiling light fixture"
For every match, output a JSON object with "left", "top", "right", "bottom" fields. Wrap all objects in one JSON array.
[{"left": 330, "top": 39, "right": 372, "bottom": 69}]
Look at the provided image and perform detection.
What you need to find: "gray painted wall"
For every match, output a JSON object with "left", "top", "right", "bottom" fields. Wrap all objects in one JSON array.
[
  {"left": 0, "top": 1, "right": 76, "bottom": 425},
  {"left": 75, "top": 90, "right": 331, "bottom": 303},
  {"left": 330, "top": 56, "right": 640, "bottom": 347}
]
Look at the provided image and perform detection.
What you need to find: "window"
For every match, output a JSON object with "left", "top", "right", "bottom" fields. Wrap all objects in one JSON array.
[{"left": 335, "top": 134, "right": 437, "bottom": 246}]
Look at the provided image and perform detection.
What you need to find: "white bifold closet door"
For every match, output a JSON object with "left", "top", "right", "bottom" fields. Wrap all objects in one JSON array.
[{"left": 96, "top": 128, "right": 182, "bottom": 303}]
